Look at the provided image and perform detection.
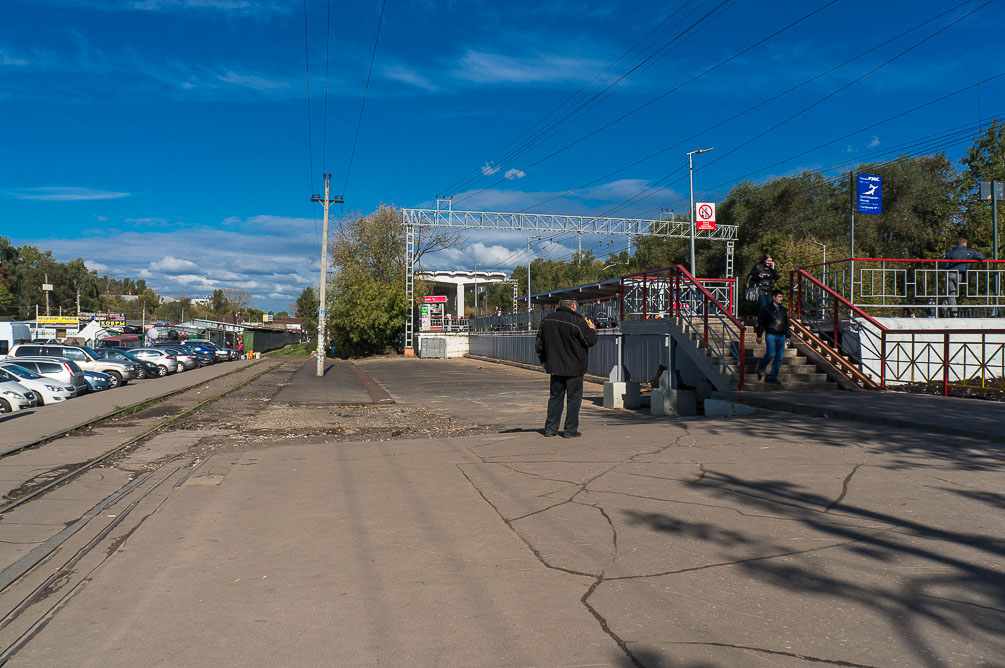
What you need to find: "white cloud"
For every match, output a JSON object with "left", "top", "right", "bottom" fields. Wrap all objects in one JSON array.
[
  {"left": 5, "top": 186, "right": 131, "bottom": 201},
  {"left": 867, "top": 135, "right": 880, "bottom": 148},
  {"left": 216, "top": 70, "right": 292, "bottom": 91},
  {"left": 481, "top": 162, "right": 500, "bottom": 176},
  {"left": 382, "top": 65, "right": 438, "bottom": 91},
  {"left": 452, "top": 50, "right": 604, "bottom": 85},
  {"left": 505, "top": 168, "right": 526, "bottom": 180},
  {"left": 84, "top": 260, "right": 109, "bottom": 273},
  {"left": 150, "top": 256, "right": 199, "bottom": 273}
]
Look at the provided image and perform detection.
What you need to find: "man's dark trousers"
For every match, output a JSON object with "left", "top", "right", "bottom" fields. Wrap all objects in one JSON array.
[{"left": 546, "top": 374, "right": 584, "bottom": 434}]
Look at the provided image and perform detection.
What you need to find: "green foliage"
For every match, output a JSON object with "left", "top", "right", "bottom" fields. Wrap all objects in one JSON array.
[
  {"left": 265, "top": 342, "right": 313, "bottom": 357},
  {"left": 957, "top": 120, "right": 1005, "bottom": 252},
  {"left": 328, "top": 206, "right": 409, "bottom": 357},
  {"left": 294, "top": 286, "right": 319, "bottom": 338}
]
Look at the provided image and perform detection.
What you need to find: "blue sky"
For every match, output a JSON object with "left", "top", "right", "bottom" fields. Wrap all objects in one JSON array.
[{"left": 2, "top": 0, "right": 1004, "bottom": 311}]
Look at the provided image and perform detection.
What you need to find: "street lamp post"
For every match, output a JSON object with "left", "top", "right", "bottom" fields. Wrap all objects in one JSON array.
[
  {"left": 526, "top": 235, "right": 541, "bottom": 331},
  {"left": 688, "top": 147, "right": 714, "bottom": 276}
]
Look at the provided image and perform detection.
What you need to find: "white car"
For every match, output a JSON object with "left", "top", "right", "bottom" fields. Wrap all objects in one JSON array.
[
  {"left": 127, "top": 348, "right": 179, "bottom": 375},
  {"left": 0, "top": 378, "right": 36, "bottom": 413},
  {"left": 0, "top": 363, "right": 76, "bottom": 406}
]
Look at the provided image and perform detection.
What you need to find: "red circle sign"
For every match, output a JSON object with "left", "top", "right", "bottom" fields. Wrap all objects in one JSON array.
[{"left": 698, "top": 204, "right": 713, "bottom": 219}]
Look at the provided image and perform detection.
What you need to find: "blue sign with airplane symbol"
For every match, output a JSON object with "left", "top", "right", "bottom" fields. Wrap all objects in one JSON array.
[{"left": 856, "top": 174, "right": 882, "bottom": 215}]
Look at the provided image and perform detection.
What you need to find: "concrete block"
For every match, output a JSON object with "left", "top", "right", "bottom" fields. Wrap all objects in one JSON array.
[
  {"left": 603, "top": 382, "right": 626, "bottom": 409},
  {"left": 604, "top": 381, "right": 642, "bottom": 409},
  {"left": 651, "top": 388, "right": 696, "bottom": 417},
  {"left": 703, "top": 399, "right": 758, "bottom": 418}
]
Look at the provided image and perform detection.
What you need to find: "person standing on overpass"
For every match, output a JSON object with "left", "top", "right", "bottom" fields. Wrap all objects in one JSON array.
[
  {"left": 942, "top": 236, "right": 984, "bottom": 317},
  {"left": 535, "top": 298, "right": 598, "bottom": 438}
]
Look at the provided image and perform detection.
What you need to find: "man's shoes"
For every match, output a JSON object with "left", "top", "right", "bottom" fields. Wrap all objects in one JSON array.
[
  {"left": 765, "top": 377, "right": 781, "bottom": 385},
  {"left": 543, "top": 429, "right": 558, "bottom": 437},
  {"left": 756, "top": 367, "right": 764, "bottom": 381},
  {"left": 561, "top": 431, "right": 582, "bottom": 438}
]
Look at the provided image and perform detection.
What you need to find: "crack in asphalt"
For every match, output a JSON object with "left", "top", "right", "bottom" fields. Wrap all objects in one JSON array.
[
  {"left": 660, "top": 641, "right": 882, "bottom": 667},
  {"left": 825, "top": 462, "right": 863, "bottom": 512}
]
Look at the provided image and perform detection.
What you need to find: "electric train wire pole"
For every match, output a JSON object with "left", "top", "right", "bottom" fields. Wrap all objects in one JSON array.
[
  {"left": 310, "top": 174, "right": 344, "bottom": 377},
  {"left": 687, "top": 147, "right": 713, "bottom": 276}
]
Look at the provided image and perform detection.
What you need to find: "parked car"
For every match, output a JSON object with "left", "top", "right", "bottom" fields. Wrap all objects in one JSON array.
[
  {"left": 149, "top": 345, "right": 198, "bottom": 370},
  {"left": 0, "top": 363, "right": 75, "bottom": 406},
  {"left": 8, "top": 357, "right": 88, "bottom": 396},
  {"left": 83, "top": 370, "right": 112, "bottom": 392},
  {"left": 0, "top": 377, "right": 36, "bottom": 413},
  {"left": 187, "top": 339, "right": 236, "bottom": 361},
  {"left": 126, "top": 348, "right": 178, "bottom": 375},
  {"left": 9, "top": 343, "right": 138, "bottom": 387},
  {"left": 96, "top": 349, "right": 160, "bottom": 379},
  {"left": 179, "top": 342, "right": 220, "bottom": 364},
  {"left": 154, "top": 342, "right": 214, "bottom": 366},
  {"left": 96, "top": 334, "right": 141, "bottom": 349}
]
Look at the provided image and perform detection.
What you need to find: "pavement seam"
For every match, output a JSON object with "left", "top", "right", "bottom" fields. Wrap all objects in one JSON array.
[
  {"left": 658, "top": 641, "right": 882, "bottom": 668},
  {"left": 825, "top": 462, "right": 864, "bottom": 512}
]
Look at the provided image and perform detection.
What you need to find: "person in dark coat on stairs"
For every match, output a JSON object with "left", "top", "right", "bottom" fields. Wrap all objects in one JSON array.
[
  {"left": 535, "top": 298, "right": 598, "bottom": 438},
  {"left": 755, "top": 290, "right": 790, "bottom": 385},
  {"left": 748, "top": 254, "right": 780, "bottom": 314}
]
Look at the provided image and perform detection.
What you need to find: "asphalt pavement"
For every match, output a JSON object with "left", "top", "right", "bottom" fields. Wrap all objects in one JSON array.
[{"left": 1, "top": 357, "right": 1000, "bottom": 668}]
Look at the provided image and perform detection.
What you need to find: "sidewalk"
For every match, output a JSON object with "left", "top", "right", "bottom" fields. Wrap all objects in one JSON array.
[
  {"left": 719, "top": 387, "right": 1005, "bottom": 440},
  {"left": 1, "top": 357, "right": 1000, "bottom": 668}
]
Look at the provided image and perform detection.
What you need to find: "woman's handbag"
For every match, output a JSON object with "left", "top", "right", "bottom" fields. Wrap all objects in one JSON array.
[{"left": 744, "top": 281, "right": 759, "bottom": 303}]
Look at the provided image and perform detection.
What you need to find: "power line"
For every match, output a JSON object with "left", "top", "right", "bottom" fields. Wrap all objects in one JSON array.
[
  {"left": 342, "top": 0, "right": 387, "bottom": 196},
  {"left": 597, "top": 1, "right": 998, "bottom": 219},
  {"left": 442, "top": 0, "right": 733, "bottom": 197},
  {"left": 513, "top": 0, "right": 982, "bottom": 216},
  {"left": 302, "top": 0, "right": 321, "bottom": 249},
  {"left": 321, "top": 0, "right": 332, "bottom": 170},
  {"left": 451, "top": 0, "right": 840, "bottom": 207},
  {"left": 437, "top": 0, "right": 710, "bottom": 196}
]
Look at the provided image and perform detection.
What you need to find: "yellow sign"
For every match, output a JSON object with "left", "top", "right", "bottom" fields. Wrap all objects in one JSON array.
[{"left": 36, "top": 316, "right": 79, "bottom": 326}]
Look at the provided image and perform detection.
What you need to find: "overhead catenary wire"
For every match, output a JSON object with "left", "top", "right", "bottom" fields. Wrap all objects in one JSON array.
[
  {"left": 321, "top": 0, "right": 333, "bottom": 171},
  {"left": 595, "top": 0, "right": 998, "bottom": 220},
  {"left": 342, "top": 0, "right": 387, "bottom": 197},
  {"left": 451, "top": 0, "right": 840, "bottom": 207},
  {"left": 436, "top": 0, "right": 711, "bottom": 196},
  {"left": 514, "top": 0, "right": 985, "bottom": 216},
  {"left": 441, "top": 0, "right": 734, "bottom": 197},
  {"left": 302, "top": 0, "right": 321, "bottom": 249}
]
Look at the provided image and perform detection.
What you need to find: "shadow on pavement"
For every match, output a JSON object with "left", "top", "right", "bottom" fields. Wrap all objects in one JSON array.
[{"left": 621, "top": 469, "right": 1005, "bottom": 668}]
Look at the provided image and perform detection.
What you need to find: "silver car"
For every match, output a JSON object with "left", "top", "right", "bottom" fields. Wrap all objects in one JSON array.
[
  {"left": 128, "top": 348, "right": 179, "bottom": 375},
  {"left": 9, "top": 343, "right": 137, "bottom": 388},
  {"left": 8, "top": 357, "right": 88, "bottom": 396},
  {"left": 152, "top": 345, "right": 199, "bottom": 370},
  {"left": 0, "top": 363, "right": 75, "bottom": 405},
  {"left": 0, "top": 379, "right": 35, "bottom": 413}
]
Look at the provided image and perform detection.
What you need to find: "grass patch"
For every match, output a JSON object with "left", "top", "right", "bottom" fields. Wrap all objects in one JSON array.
[{"left": 265, "top": 343, "right": 314, "bottom": 357}]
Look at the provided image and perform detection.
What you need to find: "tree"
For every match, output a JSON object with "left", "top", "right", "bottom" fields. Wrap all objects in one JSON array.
[
  {"left": 328, "top": 205, "right": 459, "bottom": 356},
  {"left": 957, "top": 120, "right": 1005, "bottom": 255},
  {"left": 222, "top": 288, "right": 252, "bottom": 311},
  {"left": 294, "top": 287, "right": 319, "bottom": 339},
  {"left": 210, "top": 289, "right": 230, "bottom": 315}
]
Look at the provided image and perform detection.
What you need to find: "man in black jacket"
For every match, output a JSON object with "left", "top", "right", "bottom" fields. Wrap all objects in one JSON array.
[
  {"left": 755, "top": 290, "right": 790, "bottom": 384},
  {"left": 942, "top": 236, "right": 984, "bottom": 317},
  {"left": 535, "top": 298, "right": 598, "bottom": 438}
]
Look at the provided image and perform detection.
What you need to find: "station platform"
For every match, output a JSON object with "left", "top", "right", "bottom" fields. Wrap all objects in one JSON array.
[{"left": 274, "top": 359, "right": 393, "bottom": 405}]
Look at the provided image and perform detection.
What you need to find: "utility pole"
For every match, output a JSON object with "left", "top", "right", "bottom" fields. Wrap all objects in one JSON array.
[
  {"left": 311, "top": 174, "right": 344, "bottom": 377},
  {"left": 76, "top": 285, "right": 81, "bottom": 315},
  {"left": 526, "top": 235, "right": 541, "bottom": 331},
  {"left": 44, "top": 273, "right": 50, "bottom": 316},
  {"left": 687, "top": 147, "right": 714, "bottom": 276}
]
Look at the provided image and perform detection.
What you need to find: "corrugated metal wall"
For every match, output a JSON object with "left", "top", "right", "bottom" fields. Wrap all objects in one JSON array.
[{"left": 469, "top": 329, "right": 708, "bottom": 387}]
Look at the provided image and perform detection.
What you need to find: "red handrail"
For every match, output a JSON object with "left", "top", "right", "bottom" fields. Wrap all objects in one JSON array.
[{"left": 673, "top": 264, "right": 746, "bottom": 390}]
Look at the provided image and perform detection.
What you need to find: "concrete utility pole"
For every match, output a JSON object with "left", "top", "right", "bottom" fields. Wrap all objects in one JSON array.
[
  {"left": 44, "top": 273, "right": 50, "bottom": 316},
  {"left": 687, "top": 147, "right": 713, "bottom": 276},
  {"left": 526, "top": 235, "right": 541, "bottom": 331},
  {"left": 311, "top": 174, "right": 344, "bottom": 377}
]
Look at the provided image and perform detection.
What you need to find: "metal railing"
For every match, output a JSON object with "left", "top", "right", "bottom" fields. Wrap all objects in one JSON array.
[
  {"left": 421, "top": 315, "right": 470, "bottom": 332},
  {"left": 667, "top": 265, "right": 746, "bottom": 390},
  {"left": 798, "top": 257, "right": 1005, "bottom": 317},
  {"left": 791, "top": 268, "right": 1005, "bottom": 396}
]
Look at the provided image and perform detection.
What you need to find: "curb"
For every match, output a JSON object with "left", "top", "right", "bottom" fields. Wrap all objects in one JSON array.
[{"left": 714, "top": 391, "right": 983, "bottom": 438}]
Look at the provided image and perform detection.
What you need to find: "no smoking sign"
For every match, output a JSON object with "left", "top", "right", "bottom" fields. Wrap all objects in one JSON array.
[{"left": 695, "top": 202, "right": 716, "bottom": 231}]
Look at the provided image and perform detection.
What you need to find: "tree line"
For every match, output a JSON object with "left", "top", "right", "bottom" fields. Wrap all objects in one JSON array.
[{"left": 325, "top": 121, "right": 1003, "bottom": 355}]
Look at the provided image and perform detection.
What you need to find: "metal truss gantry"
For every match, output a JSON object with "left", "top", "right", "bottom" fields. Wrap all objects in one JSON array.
[{"left": 401, "top": 201, "right": 739, "bottom": 351}]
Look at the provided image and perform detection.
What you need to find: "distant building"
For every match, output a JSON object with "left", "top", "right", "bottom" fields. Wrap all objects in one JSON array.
[{"left": 273, "top": 317, "right": 303, "bottom": 332}]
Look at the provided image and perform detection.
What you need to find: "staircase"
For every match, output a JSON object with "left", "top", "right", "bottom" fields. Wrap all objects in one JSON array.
[{"left": 683, "top": 319, "right": 837, "bottom": 392}]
